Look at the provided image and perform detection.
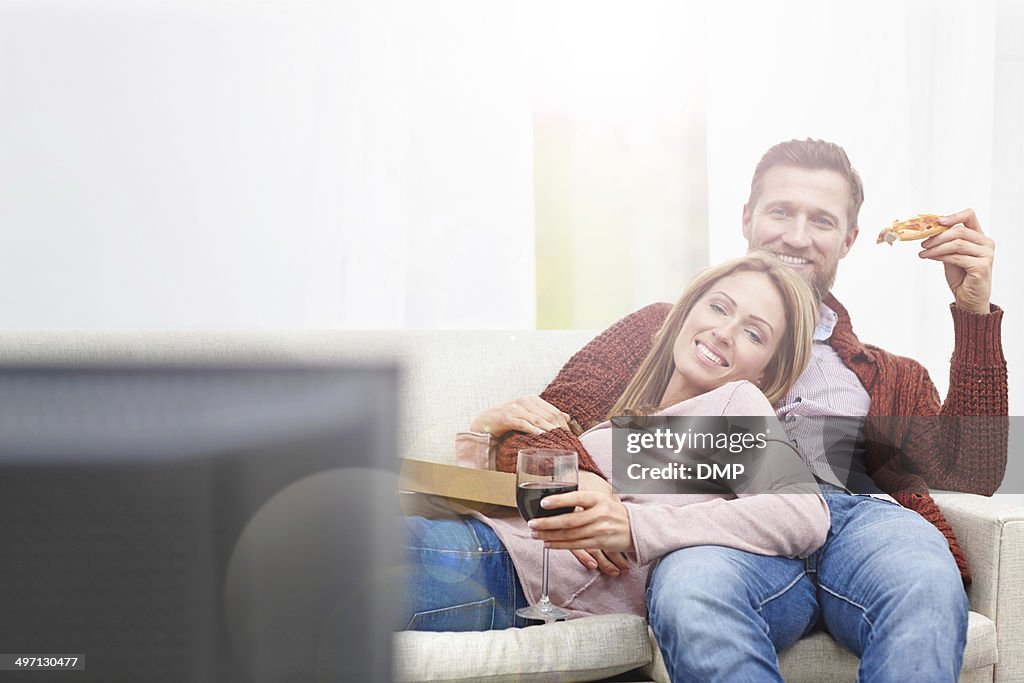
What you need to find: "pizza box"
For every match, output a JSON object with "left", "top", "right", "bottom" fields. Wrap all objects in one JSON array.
[{"left": 398, "top": 459, "right": 516, "bottom": 514}]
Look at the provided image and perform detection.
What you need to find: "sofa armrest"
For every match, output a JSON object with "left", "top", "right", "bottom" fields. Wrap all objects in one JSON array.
[{"left": 933, "top": 492, "right": 1024, "bottom": 683}]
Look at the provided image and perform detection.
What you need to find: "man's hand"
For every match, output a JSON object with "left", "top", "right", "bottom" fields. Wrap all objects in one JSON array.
[
  {"left": 919, "top": 208, "right": 994, "bottom": 314},
  {"left": 469, "top": 395, "right": 571, "bottom": 437},
  {"left": 569, "top": 472, "right": 632, "bottom": 576},
  {"left": 528, "top": 490, "right": 635, "bottom": 559}
]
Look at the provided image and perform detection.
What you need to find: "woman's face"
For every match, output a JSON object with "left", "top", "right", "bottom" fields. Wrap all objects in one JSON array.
[{"left": 663, "top": 270, "right": 787, "bottom": 405}]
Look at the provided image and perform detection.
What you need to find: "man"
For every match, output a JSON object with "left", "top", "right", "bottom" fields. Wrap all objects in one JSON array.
[{"left": 496, "top": 139, "right": 1006, "bottom": 681}]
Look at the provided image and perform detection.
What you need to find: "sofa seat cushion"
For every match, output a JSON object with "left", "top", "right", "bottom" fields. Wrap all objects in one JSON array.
[
  {"left": 644, "top": 610, "right": 996, "bottom": 683},
  {"left": 393, "top": 614, "right": 652, "bottom": 682}
]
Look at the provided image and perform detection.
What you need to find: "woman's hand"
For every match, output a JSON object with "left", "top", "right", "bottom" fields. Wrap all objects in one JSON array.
[
  {"left": 469, "top": 396, "right": 571, "bottom": 438},
  {"left": 569, "top": 472, "right": 632, "bottom": 576},
  {"left": 570, "top": 546, "right": 632, "bottom": 577},
  {"left": 527, "top": 489, "right": 636, "bottom": 558}
]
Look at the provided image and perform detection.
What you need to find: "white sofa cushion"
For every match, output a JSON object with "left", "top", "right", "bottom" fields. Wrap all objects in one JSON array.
[{"left": 394, "top": 614, "right": 652, "bottom": 683}]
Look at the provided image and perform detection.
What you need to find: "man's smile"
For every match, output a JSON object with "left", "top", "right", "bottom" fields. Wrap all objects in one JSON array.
[{"left": 771, "top": 252, "right": 814, "bottom": 267}]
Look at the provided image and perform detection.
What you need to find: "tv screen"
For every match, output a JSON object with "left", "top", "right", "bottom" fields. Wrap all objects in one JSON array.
[{"left": 0, "top": 364, "right": 399, "bottom": 682}]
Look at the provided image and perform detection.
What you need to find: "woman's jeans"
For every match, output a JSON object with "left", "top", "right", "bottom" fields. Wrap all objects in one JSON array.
[
  {"left": 400, "top": 515, "right": 531, "bottom": 631},
  {"left": 646, "top": 486, "right": 969, "bottom": 683}
]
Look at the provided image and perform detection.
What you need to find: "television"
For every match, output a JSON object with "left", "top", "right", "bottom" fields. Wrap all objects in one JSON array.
[{"left": 0, "top": 363, "right": 400, "bottom": 682}]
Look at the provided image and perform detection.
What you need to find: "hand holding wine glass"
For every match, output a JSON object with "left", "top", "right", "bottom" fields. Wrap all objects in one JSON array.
[
  {"left": 527, "top": 489, "right": 634, "bottom": 553},
  {"left": 515, "top": 448, "right": 578, "bottom": 622},
  {"left": 567, "top": 472, "right": 632, "bottom": 576}
]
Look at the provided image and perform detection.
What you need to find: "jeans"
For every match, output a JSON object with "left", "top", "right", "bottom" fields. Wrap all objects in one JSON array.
[
  {"left": 646, "top": 486, "right": 969, "bottom": 682},
  {"left": 400, "top": 515, "right": 531, "bottom": 631}
]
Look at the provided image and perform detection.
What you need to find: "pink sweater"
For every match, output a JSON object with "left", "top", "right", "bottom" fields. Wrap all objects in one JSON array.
[{"left": 456, "top": 381, "right": 829, "bottom": 618}]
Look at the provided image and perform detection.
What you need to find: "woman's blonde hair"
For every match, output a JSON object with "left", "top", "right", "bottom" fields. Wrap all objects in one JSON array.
[{"left": 608, "top": 251, "right": 818, "bottom": 418}]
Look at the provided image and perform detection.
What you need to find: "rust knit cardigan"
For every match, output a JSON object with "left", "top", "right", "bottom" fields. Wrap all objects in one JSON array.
[{"left": 495, "top": 295, "right": 1008, "bottom": 584}]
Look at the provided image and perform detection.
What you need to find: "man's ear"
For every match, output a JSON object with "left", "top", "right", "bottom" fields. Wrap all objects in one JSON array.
[
  {"left": 839, "top": 224, "right": 860, "bottom": 258},
  {"left": 742, "top": 204, "right": 752, "bottom": 241}
]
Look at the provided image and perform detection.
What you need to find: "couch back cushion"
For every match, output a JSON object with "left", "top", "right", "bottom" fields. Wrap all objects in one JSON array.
[{"left": 0, "top": 329, "right": 596, "bottom": 464}]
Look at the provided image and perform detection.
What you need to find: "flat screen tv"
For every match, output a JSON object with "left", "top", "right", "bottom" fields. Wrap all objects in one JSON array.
[{"left": 0, "top": 363, "right": 400, "bottom": 682}]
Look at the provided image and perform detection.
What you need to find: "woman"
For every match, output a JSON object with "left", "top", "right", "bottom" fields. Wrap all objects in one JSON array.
[{"left": 402, "top": 251, "right": 828, "bottom": 631}]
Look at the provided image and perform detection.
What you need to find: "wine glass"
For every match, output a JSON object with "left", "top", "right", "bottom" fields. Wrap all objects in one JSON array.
[{"left": 515, "top": 448, "right": 579, "bottom": 622}]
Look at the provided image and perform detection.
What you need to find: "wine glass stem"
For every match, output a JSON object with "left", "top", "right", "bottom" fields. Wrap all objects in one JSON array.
[{"left": 539, "top": 546, "right": 552, "bottom": 610}]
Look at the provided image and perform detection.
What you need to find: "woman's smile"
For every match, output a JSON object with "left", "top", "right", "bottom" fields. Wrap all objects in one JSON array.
[{"left": 694, "top": 340, "right": 729, "bottom": 368}]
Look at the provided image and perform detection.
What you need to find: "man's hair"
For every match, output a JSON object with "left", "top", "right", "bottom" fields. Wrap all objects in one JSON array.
[
  {"left": 607, "top": 250, "right": 819, "bottom": 416},
  {"left": 747, "top": 138, "right": 865, "bottom": 231}
]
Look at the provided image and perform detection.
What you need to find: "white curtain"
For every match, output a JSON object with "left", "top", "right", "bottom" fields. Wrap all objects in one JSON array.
[
  {"left": 0, "top": 0, "right": 535, "bottom": 329},
  {"left": 323, "top": 1, "right": 537, "bottom": 329},
  {"left": 529, "top": 1, "right": 709, "bottom": 329}
]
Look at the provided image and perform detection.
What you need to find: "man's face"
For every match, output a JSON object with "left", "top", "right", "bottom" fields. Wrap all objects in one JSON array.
[{"left": 742, "top": 165, "right": 859, "bottom": 295}]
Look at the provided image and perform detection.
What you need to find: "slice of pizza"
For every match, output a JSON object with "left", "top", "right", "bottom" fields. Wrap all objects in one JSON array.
[{"left": 876, "top": 214, "right": 948, "bottom": 245}]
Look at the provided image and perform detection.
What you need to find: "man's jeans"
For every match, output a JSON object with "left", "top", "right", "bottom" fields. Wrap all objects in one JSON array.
[
  {"left": 400, "top": 515, "right": 531, "bottom": 631},
  {"left": 647, "top": 486, "right": 969, "bottom": 682}
]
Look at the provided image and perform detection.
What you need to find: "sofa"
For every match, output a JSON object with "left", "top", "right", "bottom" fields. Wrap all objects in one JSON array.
[{"left": 3, "top": 328, "right": 1021, "bottom": 682}]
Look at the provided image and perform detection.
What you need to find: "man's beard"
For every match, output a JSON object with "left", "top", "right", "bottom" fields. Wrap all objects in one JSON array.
[
  {"left": 811, "top": 262, "right": 837, "bottom": 297},
  {"left": 751, "top": 246, "right": 837, "bottom": 297}
]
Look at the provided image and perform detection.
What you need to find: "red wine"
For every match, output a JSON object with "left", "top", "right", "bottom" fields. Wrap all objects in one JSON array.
[{"left": 516, "top": 481, "right": 578, "bottom": 521}]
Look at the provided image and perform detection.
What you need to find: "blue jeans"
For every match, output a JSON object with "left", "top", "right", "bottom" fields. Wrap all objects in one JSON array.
[
  {"left": 400, "top": 515, "right": 531, "bottom": 631},
  {"left": 646, "top": 487, "right": 969, "bottom": 682}
]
